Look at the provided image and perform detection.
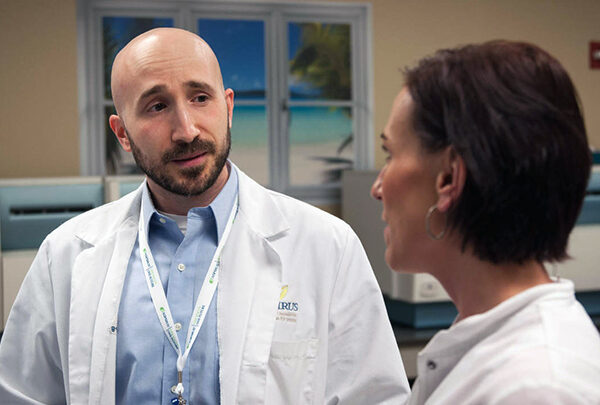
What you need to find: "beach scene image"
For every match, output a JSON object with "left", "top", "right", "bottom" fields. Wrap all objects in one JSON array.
[{"left": 103, "top": 17, "right": 354, "bottom": 189}]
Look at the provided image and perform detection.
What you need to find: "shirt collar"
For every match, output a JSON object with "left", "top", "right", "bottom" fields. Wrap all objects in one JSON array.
[
  {"left": 140, "top": 161, "right": 239, "bottom": 241},
  {"left": 196, "top": 161, "right": 238, "bottom": 241}
]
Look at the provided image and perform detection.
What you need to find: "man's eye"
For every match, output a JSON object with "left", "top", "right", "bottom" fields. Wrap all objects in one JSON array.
[
  {"left": 194, "top": 95, "right": 209, "bottom": 103},
  {"left": 149, "top": 103, "right": 166, "bottom": 112}
]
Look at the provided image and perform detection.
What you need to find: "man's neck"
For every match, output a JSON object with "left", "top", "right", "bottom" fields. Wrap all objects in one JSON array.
[{"left": 147, "top": 165, "right": 230, "bottom": 215}]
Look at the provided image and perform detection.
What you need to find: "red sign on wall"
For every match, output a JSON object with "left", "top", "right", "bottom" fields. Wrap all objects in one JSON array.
[{"left": 591, "top": 41, "right": 600, "bottom": 69}]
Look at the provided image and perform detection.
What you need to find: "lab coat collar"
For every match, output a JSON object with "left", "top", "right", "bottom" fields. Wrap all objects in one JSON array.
[
  {"left": 74, "top": 185, "right": 143, "bottom": 247},
  {"left": 234, "top": 162, "right": 290, "bottom": 239},
  {"left": 74, "top": 162, "right": 289, "bottom": 246},
  {"left": 423, "top": 279, "right": 575, "bottom": 359}
]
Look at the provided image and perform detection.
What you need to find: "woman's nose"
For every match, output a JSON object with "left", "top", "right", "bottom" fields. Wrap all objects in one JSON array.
[{"left": 371, "top": 168, "right": 384, "bottom": 200}]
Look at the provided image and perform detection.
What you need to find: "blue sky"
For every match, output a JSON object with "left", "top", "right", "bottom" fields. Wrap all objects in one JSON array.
[{"left": 198, "top": 19, "right": 266, "bottom": 98}]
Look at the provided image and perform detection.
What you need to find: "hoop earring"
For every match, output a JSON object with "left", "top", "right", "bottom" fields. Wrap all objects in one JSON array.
[{"left": 425, "top": 205, "right": 447, "bottom": 240}]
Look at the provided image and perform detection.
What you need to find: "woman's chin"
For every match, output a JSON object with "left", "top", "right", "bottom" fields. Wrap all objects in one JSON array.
[
  {"left": 385, "top": 249, "right": 422, "bottom": 274},
  {"left": 384, "top": 249, "right": 401, "bottom": 272}
]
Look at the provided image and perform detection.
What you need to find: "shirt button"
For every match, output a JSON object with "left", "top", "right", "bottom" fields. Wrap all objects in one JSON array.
[
  {"left": 174, "top": 322, "right": 182, "bottom": 331},
  {"left": 427, "top": 360, "right": 437, "bottom": 370},
  {"left": 171, "top": 385, "right": 178, "bottom": 394},
  {"left": 159, "top": 217, "right": 166, "bottom": 224},
  {"left": 177, "top": 263, "right": 185, "bottom": 272}
]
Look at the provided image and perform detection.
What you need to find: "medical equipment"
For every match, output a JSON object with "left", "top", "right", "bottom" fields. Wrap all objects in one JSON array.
[{"left": 0, "top": 177, "right": 104, "bottom": 328}]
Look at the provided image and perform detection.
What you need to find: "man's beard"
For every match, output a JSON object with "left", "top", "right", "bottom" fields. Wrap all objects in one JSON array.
[{"left": 127, "top": 125, "right": 231, "bottom": 197}]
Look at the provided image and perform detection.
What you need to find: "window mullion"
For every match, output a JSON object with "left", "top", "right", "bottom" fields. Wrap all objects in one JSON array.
[
  {"left": 179, "top": 5, "right": 191, "bottom": 30},
  {"left": 354, "top": 11, "right": 374, "bottom": 170},
  {"left": 270, "top": 9, "right": 288, "bottom": 192},
  {"left": 94, "top": 9, "right": 106, "bottom": 176}
]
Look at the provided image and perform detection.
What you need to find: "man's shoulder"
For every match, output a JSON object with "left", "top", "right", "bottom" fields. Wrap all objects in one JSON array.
[
  {"left": 236, "top": 168, "right": 353, "bottom": 236},
  {"left": 45, "top": 187, "right": 141, "bottom": 244},
  {"left": 266, "top": 188, "right": 348, "bottom": 228}
]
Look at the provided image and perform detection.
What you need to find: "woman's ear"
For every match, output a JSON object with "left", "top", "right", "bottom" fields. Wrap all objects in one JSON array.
[{"left": 435, "top": 146, "right": 466, "bottom": 213}]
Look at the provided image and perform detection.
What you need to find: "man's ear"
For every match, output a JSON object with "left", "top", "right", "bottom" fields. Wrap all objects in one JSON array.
[
  {"left": 109, "top": 114, "right": 131, "bottom": 152},
  {"left": 225, "top": 88, "right": 235, "bottom": 128},
  {"left": 435, "top": 146, "right": 466, "bottom": 213}
]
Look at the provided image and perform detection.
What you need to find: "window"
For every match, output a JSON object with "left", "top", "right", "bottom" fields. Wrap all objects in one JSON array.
[{"left": 79, "top": 1, "right": 373, "bottom": 204}]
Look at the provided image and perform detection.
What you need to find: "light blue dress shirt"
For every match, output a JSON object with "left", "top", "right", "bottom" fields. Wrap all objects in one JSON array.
[{"left": 116, "top": 166, "right": 238, "bottom": 405}]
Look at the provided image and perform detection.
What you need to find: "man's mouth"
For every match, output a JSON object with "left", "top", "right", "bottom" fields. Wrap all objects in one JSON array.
[{"left": 171, "top": 151, "right": 208, "bottom": 167}]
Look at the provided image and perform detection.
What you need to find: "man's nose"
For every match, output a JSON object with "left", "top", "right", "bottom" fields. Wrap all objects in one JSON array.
[
  {"left": 371, "top": 167, "right": 385, "bottom": 200},
  {"left": 172, "top": 105, "right": 200, "bottom": 143}
]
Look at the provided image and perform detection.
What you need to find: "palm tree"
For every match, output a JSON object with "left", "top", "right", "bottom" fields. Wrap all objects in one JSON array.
[
  {"left": 289, "top": 23, "right": 353, "bottom": 183},
  {"left": 289, "top": 23, "right": 351, "bottom": 100}
]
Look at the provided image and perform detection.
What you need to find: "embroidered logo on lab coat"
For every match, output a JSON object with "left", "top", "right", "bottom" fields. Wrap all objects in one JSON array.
[
  {"left": 277, "top": 285, "right": 299, "bottom": 323},
  {"left": 280, "top": 285, "right": 288, "bottom": 300}
]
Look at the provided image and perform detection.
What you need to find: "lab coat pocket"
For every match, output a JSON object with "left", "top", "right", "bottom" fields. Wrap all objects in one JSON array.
[{"left": 268, "top": 339, "right": 319, "bottom": 405}]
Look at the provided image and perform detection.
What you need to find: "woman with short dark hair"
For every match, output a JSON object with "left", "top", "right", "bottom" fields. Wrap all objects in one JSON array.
[{"left": 372, "top": 40, "right": 600, "bottom": 404}]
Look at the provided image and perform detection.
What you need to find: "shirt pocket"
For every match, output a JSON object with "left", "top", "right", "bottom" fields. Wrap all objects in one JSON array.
[{"left": 267, "top": 338, "right": 319, "bottom": 405}]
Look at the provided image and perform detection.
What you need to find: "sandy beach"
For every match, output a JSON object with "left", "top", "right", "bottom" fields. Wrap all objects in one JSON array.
[{"left": 231, "top": 140, "right": 353, "bottom": 186}]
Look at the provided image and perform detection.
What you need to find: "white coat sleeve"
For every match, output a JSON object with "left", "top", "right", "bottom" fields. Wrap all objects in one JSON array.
[
  {"left": 325, "top": 228, "right": 410, "bottom": 404},
  {"left": 490, "top": 383, "right": 597, "bottom": 405},
  {"left": 0, "top": 240, "right": 67, "bottom": 404}
]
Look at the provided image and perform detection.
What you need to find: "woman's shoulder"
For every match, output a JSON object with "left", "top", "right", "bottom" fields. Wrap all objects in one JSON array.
[{"left": 452, "top": 294, "right": 600, "bottom": 403}]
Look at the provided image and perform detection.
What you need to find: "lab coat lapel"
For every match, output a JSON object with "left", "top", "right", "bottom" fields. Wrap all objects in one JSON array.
[
  {"left": 68, "top": 188, "right": 142, "bottom": 405},
  {"left": 218, "top": 168, "right": 289, "bottom": 404},
  {"left": 68, "top": 233, "right": 115, "bottom": 405},
  {"left": 89, "top": 217, "right": 137, "bottom": 405}
]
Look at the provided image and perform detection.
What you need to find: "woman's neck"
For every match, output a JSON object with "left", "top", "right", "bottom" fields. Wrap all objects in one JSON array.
[{"left": 431, "top": 247, "right": 552, "bottom": 322}]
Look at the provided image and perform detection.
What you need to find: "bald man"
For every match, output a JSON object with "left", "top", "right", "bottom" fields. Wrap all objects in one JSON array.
[{"left": 0, "top": 28, "right": 409, "bottom": 404}]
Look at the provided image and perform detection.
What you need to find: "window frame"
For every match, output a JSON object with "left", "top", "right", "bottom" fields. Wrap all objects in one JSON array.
[{"left": 77, "top": 0, "right": 374, "bottom": 204}]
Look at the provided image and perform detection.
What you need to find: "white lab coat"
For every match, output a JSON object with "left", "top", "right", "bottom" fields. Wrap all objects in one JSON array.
[
  {"left": 408, "top": 279, "right": 600, "bottom": 405},
  {"left": 0, "top": 168, "right": 409, "bottom": 405}
]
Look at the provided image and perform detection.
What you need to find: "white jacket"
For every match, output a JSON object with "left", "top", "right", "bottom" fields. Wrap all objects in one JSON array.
[
  {"left": 0, "top": 169, "right": 409, "bottom": 405},
  {"left": 408, "top": 279, "right": 600, "bottom": 404}
]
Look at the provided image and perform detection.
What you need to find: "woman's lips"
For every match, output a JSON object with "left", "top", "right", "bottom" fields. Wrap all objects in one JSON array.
[
  {"left": 384, "top": 225, "right": 391, "bottom": 246},
  {"left": 171, "top": 152, "right": 208, "bottom": 168}
]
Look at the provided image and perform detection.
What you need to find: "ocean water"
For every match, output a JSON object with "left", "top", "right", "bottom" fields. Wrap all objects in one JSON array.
[
  {"left": 231, "top": 105, "right": 353, "bottom": 148},
  {"left": 230, "top": 105, "right": 354, "bottom": 186}
]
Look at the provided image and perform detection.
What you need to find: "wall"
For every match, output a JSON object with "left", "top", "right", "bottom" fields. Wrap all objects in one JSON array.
[
  {"left": 0, "top": 0, "right": 79, "bottom": 178},
  {"left": 0, "top": 0, "right": 598, "bottom": 177},
  {"left": 371, "top": 0, "right": 600, "bottom": 168}
]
